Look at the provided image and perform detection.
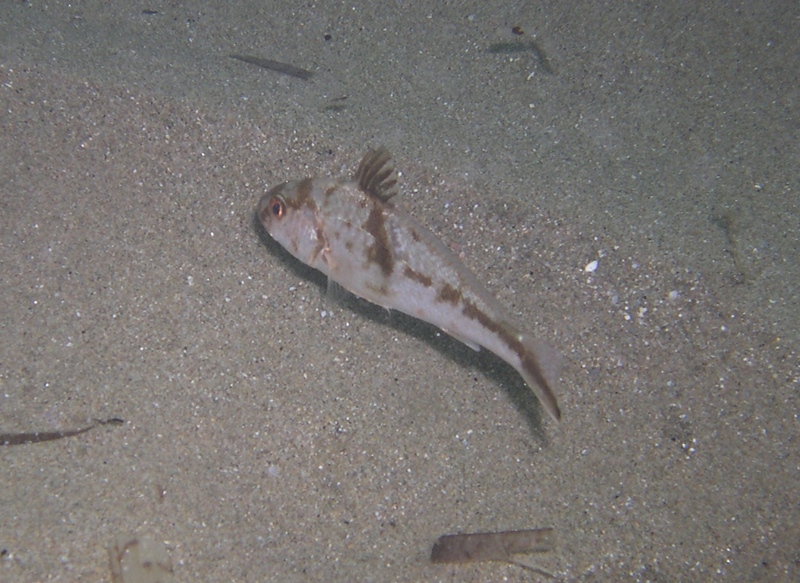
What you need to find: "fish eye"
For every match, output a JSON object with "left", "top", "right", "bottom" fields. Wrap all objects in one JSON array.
[{"left": 269, "top": 196, "right": 286, "bottom": 219}]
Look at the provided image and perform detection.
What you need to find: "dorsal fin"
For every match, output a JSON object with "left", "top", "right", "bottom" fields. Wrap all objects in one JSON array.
[{"left": 355, "top": 147, "right": 398, "bottom": 201}]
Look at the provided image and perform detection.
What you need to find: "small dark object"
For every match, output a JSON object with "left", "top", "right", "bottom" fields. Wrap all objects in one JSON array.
[
  {"left": 512, "top": 26, "right": 525, "bottom": 35},
  {"left": 229, "top": 54, "right": 313, "bottom": 81},
  {"left": 431, "top": 528, "right": 554, "bottom": 563},
  {"left": 0, "top": 417, "right": 124, "bottom": 446}
]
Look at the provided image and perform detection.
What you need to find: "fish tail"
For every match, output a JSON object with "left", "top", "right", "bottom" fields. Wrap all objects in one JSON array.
[{"left": 517, "top": 335, "right": 562, "bottom": 422}]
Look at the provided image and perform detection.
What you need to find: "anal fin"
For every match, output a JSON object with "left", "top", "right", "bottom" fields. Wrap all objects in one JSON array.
[
  {"left": 441, "top": 327, "right": 481, "bottom": 352},
  {"left": 326, "top": 277, "right": 350, "bottom": 304}
]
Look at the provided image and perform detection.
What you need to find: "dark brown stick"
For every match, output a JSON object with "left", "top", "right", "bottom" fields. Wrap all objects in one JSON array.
[
  {"left": 0, "top": 417, "right": 124, "bottom": 446},
  {"left": 229, "top": 54, "right": 313, "bottom": 80},
  {"left": 431, "top": 528, "right": 554, "bottom": 563}
]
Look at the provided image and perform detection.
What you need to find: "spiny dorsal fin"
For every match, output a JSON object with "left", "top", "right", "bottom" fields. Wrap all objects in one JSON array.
[{"left": 355, "top": 147, "right": 398, "bottom": 201}]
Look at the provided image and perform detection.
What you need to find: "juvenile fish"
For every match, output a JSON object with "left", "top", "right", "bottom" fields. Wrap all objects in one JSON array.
[{"left": 258, "top": 148, "right": 562, "bottom": 421}]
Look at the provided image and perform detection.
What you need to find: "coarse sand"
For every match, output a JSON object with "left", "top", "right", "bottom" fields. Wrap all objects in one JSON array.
[{"left": 1, "top": 2, "right": 798, "bottom": 581}]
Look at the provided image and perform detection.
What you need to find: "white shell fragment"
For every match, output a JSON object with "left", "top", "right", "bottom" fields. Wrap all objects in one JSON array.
[{"left": 584, "top": 260, "right": 598, "bottom": 273}]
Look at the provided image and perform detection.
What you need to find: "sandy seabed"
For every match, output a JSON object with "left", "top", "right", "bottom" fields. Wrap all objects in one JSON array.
[{"left": 1, "top": 2, "right": 798, "bottom": 582}]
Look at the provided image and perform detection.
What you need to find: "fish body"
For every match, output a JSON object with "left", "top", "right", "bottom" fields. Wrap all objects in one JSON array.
[{"left": 258, "top": 148, "right": 561, "bottom": 421}]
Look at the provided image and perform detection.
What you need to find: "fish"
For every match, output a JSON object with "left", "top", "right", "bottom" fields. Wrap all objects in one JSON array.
[{"left": 257, "top": 148, "right": 562, "bottom": 422}]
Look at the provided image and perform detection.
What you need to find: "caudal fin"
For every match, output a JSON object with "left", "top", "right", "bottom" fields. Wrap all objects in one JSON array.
[{"left": 517, "top": 336, "right": 562, "bottom": 422}]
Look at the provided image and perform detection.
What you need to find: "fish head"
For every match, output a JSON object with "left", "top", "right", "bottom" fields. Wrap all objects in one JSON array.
[{"left": 258, "top": 178, "right": 328, "bottom": 270}]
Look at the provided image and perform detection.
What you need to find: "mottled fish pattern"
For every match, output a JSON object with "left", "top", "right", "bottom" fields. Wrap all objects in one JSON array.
[{"left": 258, "top": 148, "right": 561, "bottom": 421}]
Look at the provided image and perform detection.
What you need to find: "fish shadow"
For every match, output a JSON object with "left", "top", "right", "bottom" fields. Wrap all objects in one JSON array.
[
  {"left": 378, "top": 312, "right": 550, "bottom": 442},
  {"left": 254, "top": 211, "right": 549, "bottom": 442}
]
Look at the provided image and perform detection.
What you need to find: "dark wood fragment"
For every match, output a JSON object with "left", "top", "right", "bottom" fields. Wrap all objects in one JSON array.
[
  {"left": 229, "top": 54, "right": 313, "bottom": 80},
  {"left": 431, "top": 528, "right": 554, "bottom": 563},
  {"left": 0, "top": 417, "right": 124, "bottom": 446}
]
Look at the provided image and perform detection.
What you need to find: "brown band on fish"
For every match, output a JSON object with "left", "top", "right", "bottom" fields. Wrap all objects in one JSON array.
[
  {"left": 403, "top": 266, "right": 433, "bottom": 287},
  {"left": 294, "top": 178, "right": 315, "bottom": 208},
  {"left": 519, "top": 349, "right": 560, "bottom": 420},
  {"left": 462, "top": 298, "right": 560, "bottom": 419},
  {"left": 436, "top": 282, "right": 462, "bottom": 306},
  {"left": 365, "top": 281, "right": 391, "bottom": 298},
  {"left": 312, "top": 224, "right": 328, "bottom": 265},
  {"left": 363, "top": 204, "right": 394, "bottom": 276}
]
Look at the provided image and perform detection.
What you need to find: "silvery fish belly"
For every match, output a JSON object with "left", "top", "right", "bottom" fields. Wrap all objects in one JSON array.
[{"left": 258, "top": 148, "right": 562, "bottom": 422}]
